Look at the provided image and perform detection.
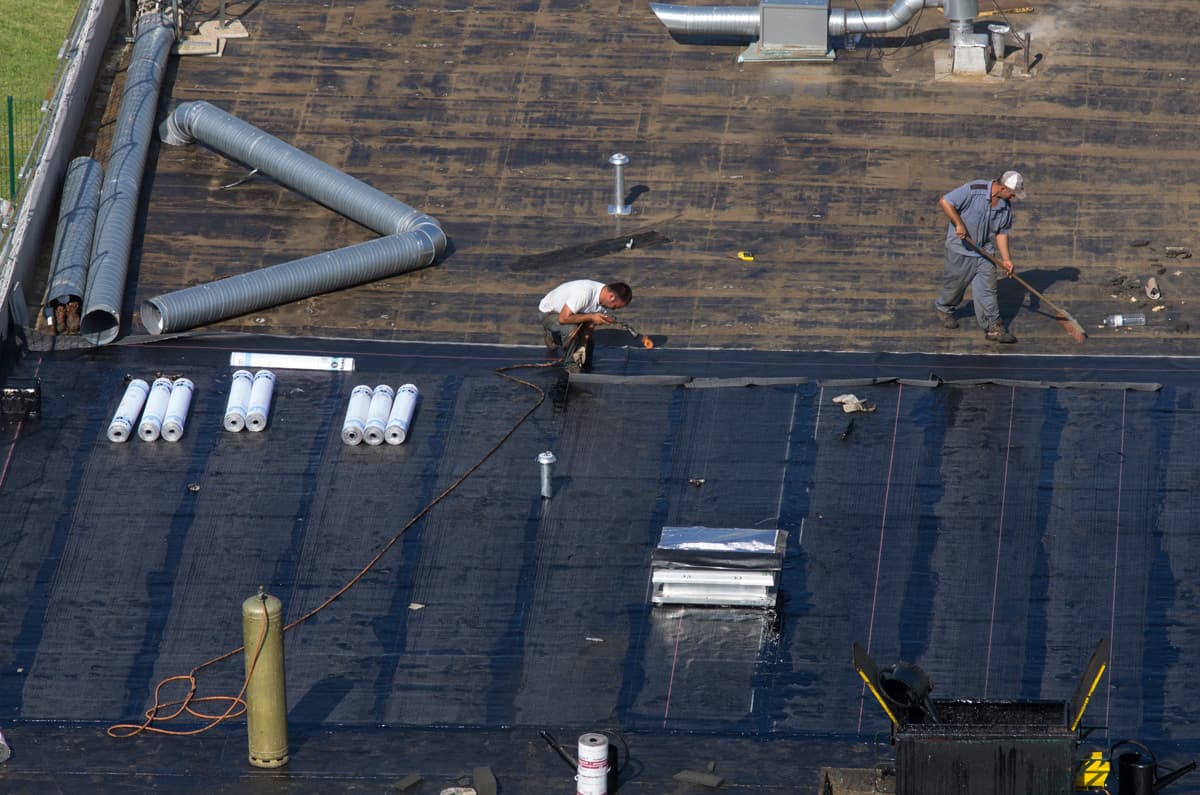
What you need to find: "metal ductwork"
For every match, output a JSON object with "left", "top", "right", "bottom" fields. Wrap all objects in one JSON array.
[
  {"left": 46, "top": 156, "right": 102, "bottom": 307},
  {"left": 830, "top": 0, "right": 945, "bottom": 37},
  {"left": 142, "top": 101, "right": 447, "bottom": 335},
  {"left": 649, "top": 4, "right": 759, "bottom": 39},
  {"left": 651, "top": 0, "right": 963, "bottom": 55},
  {"left": 81, "top": 12, "right": 174, "bottom": 345}
]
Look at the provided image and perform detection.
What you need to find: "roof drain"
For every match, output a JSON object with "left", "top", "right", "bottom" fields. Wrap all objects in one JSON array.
[
  {"left": 141, "top": 101, "right": 446, "bottom": 335},
  {"left": 81, "top": 13, "right": 174, "bottom": 345},
  {"left": 650, "top": 0, "right": 951, "bottom": 61}
]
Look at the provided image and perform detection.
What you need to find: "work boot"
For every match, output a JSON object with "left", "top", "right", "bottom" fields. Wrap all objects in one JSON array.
[
  {"left": 985, "top": 324, "right": 1016, "bottom": 344},
  {"left": 936, "top": 309, "right": 959, "bottom": 329},
  {"left": 543, "top": 330, "right": 559, "bottom": 355},
  {"left": 66, "top": 300, "right": 82, "bottom": 334},
  {"left": 53, "top": 303, "right": 66, "bottom": 335}
]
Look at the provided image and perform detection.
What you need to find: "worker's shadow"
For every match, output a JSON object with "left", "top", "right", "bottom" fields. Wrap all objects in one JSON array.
[{"left": 998, "top": 266, "right": 1081, "bottom": 323}]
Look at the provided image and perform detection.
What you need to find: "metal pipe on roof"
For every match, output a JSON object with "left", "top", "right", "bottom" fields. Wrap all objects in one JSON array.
[
  {"left": 141, "top": 233, "right": 441, "bottom": 334},
  {"left": 649, "top": 4, "right": 759, "bottom": 39},
  {"left": 143, "top": 100, "right": 447, "bottom": 335},
  {"left": 649, "top": 0, "right": 946, "bottom": 41},
  {"left": 46, "top": 157, "right": 102, "bottom": 308},
  {"left": 81, "top": 13, "right": 174, "bottom": 345},
  {"left": 829, "top": 0, "right": 943, "bottom": 37}
]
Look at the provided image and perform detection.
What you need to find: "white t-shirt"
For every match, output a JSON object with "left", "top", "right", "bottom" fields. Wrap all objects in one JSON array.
[{"left": 538, "top": 280, "right": 604, "bottom": 315}]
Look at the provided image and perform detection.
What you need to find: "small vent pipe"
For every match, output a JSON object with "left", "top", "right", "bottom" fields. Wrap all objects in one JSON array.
[
  {"left": 143, "top": 101, "right": 447, "bottom": 335},
  {"left": 81, "top": 13, "right": 174, "bottom": 345}
]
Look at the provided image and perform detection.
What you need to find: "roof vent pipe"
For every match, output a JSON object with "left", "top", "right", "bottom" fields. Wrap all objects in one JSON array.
[
  {"left": 81, "top": 13, "right": 174, "bottom": 345},
  {"left": 940, "top": 0, "right": 978, "bottom": 46}
]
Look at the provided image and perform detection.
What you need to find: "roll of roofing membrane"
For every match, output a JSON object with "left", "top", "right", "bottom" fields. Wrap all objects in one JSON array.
[
  {"left": 138, "top": 377, "right": 173, "bottom": 442},
  {"left": 385, "top": 384, "right": 419, "bottom": 445},
  {"left": 341, "top": 385, "right": 372, "bottom": 445},
  {"left": 107, "top": 378, "right": 149, "bottom": 443},
  {"left": 161, "top": 377, "right": 194, "bottom": 442},
  {"left": 364, "top": 384, "right": 395, "bottom": 446},
  {"left": 224, "top": 369, "right": 253, "bottom": 432},
  {"left": 246, "top": 370, "right": 276, "bottom": 432}
]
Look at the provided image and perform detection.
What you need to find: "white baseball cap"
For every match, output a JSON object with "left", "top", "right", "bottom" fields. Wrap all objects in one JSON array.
[{"left": 1001, "top": 170, "right": 1026, "bottom": 199}]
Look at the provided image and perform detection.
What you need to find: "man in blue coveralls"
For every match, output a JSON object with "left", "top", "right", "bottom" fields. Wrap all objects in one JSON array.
[{"left": 933, "top": 170, "right": 1025, "bottom": 344}]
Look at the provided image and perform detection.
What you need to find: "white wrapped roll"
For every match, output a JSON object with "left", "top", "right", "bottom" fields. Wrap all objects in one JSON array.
[
  {"left": 576, "top": 732, "right": 609, "bottom": 795},
  {"left": 107, "top": 378, "right": 149, "bottom": 443},
  {"left": 138, "top": 377, "right": 174, "bottom": 442},
  {"left": 364, "top": 384, "right": 395, "bottom": 446},
  {"left": 223, "top": 369, "right": 253, "bottom": 432},
  {"left": 385, "top": 384, "right": 419, "bottom": 445},
  {"left": 341, "top": 385, "right": 373, "bottom": 445},
  {"left": 246, "top": 370, "right": 276, "bottom": 432},
  {"left": 161, "top": 377, "right": 194, "bottom": 442}
]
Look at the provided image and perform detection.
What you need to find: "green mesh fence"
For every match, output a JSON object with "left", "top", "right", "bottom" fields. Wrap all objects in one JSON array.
[{"left": 2, "top": 97, "right": 44, "bottom": 202}]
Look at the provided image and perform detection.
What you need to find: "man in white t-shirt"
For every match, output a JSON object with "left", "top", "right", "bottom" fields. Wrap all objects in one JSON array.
[{"left": 538, "top": 280, "right": 632, "bottom": 371}]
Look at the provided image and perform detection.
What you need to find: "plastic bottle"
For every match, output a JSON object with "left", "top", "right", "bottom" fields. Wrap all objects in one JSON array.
[{"left": 1101, "top": 313, "right": 1146, "bottom": 328}]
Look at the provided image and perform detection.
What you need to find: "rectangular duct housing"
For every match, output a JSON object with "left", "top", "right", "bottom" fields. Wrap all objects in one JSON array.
[{"left": 760, "top": 0, "right": 829, "bottom": 53}]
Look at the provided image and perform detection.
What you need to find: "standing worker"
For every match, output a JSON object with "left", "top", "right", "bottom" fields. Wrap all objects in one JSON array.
[
  {"left": 933, "top": 171, "right": 1025, "bottom": 344},
  {"left": 539, "top": 280, "right": 632, "bottom": 372}
]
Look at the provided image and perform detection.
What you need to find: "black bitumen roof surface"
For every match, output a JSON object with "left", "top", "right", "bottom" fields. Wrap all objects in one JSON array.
[{"left": 3, "top": 336, "right": 1200, "bottom": 791}]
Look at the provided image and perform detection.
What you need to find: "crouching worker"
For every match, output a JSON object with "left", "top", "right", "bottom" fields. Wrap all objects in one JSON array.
[{"left": 538, "top": 280, "right": 632, "bottom": 372}]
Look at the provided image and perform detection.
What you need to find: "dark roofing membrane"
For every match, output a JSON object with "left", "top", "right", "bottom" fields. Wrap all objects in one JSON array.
[{"left": 3, "top": 335, "right": 1200, "bottom": 790}]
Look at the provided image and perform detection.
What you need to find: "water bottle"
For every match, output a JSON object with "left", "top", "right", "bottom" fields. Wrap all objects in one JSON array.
[{"left": 1101, "top": 313, "right": 1146, "bottom": 327}]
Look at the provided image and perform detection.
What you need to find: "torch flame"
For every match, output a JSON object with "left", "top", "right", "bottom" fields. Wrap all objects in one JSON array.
[{"left": 641, "top": 336, "right": 655, "bottom": 349}]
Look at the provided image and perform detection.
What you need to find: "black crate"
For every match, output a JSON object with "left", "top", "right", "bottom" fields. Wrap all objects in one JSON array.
[
  {"left": 896, "top": 700, "right": 1074, "bottom": 795},
  {"left": 1, "top": 379, "right": 42, "bottom": 422}
]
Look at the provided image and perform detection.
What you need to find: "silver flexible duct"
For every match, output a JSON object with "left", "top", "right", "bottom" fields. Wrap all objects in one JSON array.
[
  {"left": 829, "top": 0, "right": 941, "bottom": 36},
  {"left": 47, "top": 157, "right": 103, "bottom": 307},
  {"left": 142, "top": 101, "right": 446, "bottom": 335},
  {"left": 649, "top": 4, "right": 759, "bottom": 39},
  {"left": 159, "top": 101, "right": 435, "bottom": 236},
  {"left": 650, "top": 0, "right": 945, "bottom": 41},
  {"left": 81, "top": 13, "right": 173, "bottom": 345},
  {"left": 141, "top": 234, "right": 440, "bottom": 334}
]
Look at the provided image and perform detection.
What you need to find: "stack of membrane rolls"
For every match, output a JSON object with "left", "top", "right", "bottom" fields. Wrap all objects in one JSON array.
[
  {"left": 106, "top": 375, "right": 195, "bottom": 442},
  {"left": 342, "top": 383, "right": 419, "bottom": 445},
  {"left": 223, "top": 370, "right": 276, "bottom": 432}
]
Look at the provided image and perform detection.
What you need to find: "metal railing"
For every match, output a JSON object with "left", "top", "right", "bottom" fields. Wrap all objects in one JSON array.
[{"left": 1, "top": 97, "right": 47, "bottom": 203}]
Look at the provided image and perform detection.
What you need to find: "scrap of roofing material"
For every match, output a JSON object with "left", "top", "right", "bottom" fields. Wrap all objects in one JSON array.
[
  {"left": 45, "top": 157, "right": 102, "bottom": 310},
  {"left": 160, "top": 377, "right": 194, "bottom": 442},
  {"left": 246, "top": 370, "right": 275, "bottom": 432},
  {"left": 229, "top": 351, "right": 355, "bottom": 371},
  {"left": 223, "top": 369, "right": 252, "bottom": 431},
  {"left": 142, "top": 100, "right": 447, "bottom": 336},
  {"left": 364, "top": 384, "right": 395, "bottom": 446},
  {"left": 106, "top": 378, "right": 149, "bottom": 442},
  {"left": 138, "top": 376, "right": 174, "bottom": 441},
  {"left": 341, "top": 384, "right": 372, "bottom": 445},
  {"left": 386, "top": 384, "right": 419, "bottom": 445},
  {"left": 832, "top": 393, "right": 875, "bottom": 413},
  {"left": 81, "top": 13, "right": 174, "bottom": 345}
]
